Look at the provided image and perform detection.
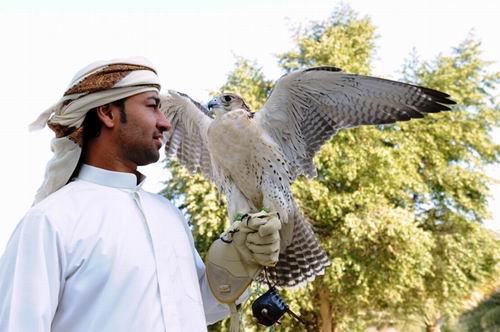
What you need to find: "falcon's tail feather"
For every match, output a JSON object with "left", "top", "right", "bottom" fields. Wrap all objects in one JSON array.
[{"left": 258, "top": 213, "right": 330, "bottom": 288}]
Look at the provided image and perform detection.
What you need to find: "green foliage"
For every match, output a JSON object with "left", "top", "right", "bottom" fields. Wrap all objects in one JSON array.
[
  {"left": 161, "top": 4, "right": 500, "bottom": 331},
  {"left": 278, "top": 4, "right": 376, "bottom": 75},
  {"left": 318, "top": 207, "right": 435, "bottom": 330},
  {"left": 420, "top": 223, "right": 500, "bottom": 325},
  {"left": 398, "top": 37, "right": 500, "bottom": 327},
  {"left": 459, "top": 288, "right": 500, "bottom": 332}
]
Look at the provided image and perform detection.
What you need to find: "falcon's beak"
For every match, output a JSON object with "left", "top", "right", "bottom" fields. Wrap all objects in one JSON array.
[
  {"left": 207, "top": 97, "right": 221, "bottom": 117},
  {"left": 207, "top": 97, "right": 221, "bottom": 110}
]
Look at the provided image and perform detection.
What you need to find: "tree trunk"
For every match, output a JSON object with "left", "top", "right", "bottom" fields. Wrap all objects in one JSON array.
[
  {"left": 425, "top": 323, "right": 442, "bottom": 332},
  {"left": 319, "top": 287, "right": 335, "bottom": 332}
]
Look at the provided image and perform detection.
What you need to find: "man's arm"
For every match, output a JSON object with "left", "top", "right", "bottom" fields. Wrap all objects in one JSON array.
[{"left": 0, "top": 211, "right": 65, "bottom": 331}]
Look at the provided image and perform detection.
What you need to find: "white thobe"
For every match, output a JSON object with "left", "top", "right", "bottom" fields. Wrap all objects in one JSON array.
[{"left": 0, "top": 164, "right": 233, "bottom": 331}]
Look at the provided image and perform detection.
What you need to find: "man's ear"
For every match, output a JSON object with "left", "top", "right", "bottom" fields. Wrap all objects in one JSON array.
[{"left": 96, "top": 104, "right": 115, "bottom": 128}]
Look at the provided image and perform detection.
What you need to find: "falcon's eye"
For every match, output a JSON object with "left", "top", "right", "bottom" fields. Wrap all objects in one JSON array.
[{"left": 223, "top": 95, "right": 232, "bottom": 102}]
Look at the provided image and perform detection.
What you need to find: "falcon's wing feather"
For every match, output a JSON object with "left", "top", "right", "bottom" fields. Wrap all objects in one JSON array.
[
  {"left": 160, "top": 90, "right": 214, "bottom": 179},
  {"left": 254, "top": 66, "right": 455, "bottom": 179}
]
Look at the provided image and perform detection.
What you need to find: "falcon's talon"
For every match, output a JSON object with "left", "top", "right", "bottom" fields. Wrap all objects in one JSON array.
[
  {"left": 220, "top": 236, "right": 233, "bottom": 244},
  {"left": 228, "top": 228, "right": 240, "bottom": 236},
  {"left": 234, "top": 212, "right": 248, "bottom": 222}
]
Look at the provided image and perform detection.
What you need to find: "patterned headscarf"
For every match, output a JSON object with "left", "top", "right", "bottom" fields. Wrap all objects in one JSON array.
[{"left": 30, "top": 57, "right": 161, "bottom": 204}]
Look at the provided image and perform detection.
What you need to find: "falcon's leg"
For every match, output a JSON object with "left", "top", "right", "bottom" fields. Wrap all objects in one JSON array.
[
  {"left": 262, "top": 187, "right": 295, "bottom": 248},
  {"left": 224, "top": 182, "right": 255, "bottom": 223}
]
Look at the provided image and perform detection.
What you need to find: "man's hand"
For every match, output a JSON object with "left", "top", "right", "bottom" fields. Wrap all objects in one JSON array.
[
  {"left": 221, "top": 211, "right": 281, "bottom": 267},
  {"left": 206, "top": 211, "right": 281, "bottom": 305}
]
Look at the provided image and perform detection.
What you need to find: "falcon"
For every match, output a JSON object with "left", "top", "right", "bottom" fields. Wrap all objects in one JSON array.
[{"left": 160, "top": 66, "right": 455, "bottom": 287}]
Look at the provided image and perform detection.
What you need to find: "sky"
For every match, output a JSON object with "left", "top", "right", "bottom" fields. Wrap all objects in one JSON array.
[{"left": 0, "top": 0, "right": 498, "bottom": 252}]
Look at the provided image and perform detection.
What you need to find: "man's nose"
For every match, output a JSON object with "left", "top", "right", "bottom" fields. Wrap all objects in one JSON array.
[{"left": 157, "top": 111, "right": 172, "bottom": 133}]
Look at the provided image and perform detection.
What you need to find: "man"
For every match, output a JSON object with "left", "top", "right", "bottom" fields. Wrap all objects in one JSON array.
[{"left": 0, "top": 57, "right": 280, "bottom": 331}]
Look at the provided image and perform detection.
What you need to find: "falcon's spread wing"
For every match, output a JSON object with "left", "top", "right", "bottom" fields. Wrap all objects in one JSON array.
[
  {"left": 160, "top": 91, "right": 214, "bottom": 179},
  {"left": 254, "top": 66, "right": 456, "bottom": 179}
]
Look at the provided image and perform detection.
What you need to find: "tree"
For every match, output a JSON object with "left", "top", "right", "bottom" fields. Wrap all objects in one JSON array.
[
  {"left": 397, "top": 38, "right": 500, "bottom": 332},
  {"left": 161, "top": 4, "right": 500, "bottom": 331}
]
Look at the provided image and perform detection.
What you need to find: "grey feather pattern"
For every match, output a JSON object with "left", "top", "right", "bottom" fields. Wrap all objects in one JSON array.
[
  {"left": 255, "top": 66, "right": 455, "bottom": 179},
  {"left": 258, "top": 212, "right": 329, "bottom": 287},
  {"left": 160, "top": 91, "right": 214, "bottom": 179}
]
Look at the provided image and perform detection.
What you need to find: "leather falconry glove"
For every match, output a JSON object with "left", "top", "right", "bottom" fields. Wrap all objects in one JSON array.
[
  {"left": 206, "top": 211, "right": 281, "bottom": 304},
  {"left": 226, "top": 211, "right": 281, "bottom": 267}
]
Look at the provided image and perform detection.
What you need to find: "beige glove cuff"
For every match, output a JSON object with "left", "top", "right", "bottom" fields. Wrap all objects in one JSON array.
[{"left": 206, "top": 237, "right": 260, "bottom": 304}]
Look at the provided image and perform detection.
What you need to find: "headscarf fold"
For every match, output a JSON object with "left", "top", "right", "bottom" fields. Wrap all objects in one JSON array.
[{"left": 30, "top": 57, "right": 161, "bottom": 204}]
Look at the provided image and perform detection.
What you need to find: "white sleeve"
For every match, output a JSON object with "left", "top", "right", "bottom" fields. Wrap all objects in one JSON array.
[{"left": 0, "top": 211, "right": 66, "bottom": 331}]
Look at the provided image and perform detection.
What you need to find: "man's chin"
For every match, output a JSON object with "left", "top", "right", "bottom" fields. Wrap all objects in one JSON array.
[{"left": 136, "top": 151, "right": 160, "bottom": 166}]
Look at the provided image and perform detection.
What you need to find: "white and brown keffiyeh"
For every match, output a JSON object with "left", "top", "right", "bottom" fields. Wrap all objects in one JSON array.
[{"left": 30, "top": 57, "right": 161, "bottom": 204}]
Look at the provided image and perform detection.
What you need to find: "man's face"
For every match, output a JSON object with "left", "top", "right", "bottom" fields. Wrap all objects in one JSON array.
[{"left": 115, "top": 91, "right": 171, "bottom": 166}]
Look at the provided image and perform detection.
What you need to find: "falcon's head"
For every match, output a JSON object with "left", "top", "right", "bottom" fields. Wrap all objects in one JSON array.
[{"left": 207, "top": 93, "right": 251, "bottom": 118}]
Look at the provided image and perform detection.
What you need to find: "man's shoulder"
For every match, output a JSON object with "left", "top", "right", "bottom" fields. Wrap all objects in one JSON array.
[
  {"left": 16, "top": 183, "right": 83, "bottom": 238},
  {"left": 32, "top": 180, "right": 89, "bottom": 211},
  {"left": 28, "top": 180, "right": 110, "bottom": 225}
]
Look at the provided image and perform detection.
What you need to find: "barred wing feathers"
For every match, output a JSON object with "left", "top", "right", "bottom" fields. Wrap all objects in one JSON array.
[
  {"left": 254, "top": 66, "right": 456, "bottom": 179},
  {"left": 262, "top": 213, "right": 330, "bottom": 287},
  {"left": 160, "top": 90, "right": 214, "bottom": 179}
]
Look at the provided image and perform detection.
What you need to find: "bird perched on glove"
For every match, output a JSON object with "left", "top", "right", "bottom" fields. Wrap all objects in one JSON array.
[{"left": 160, "top": 66, "right": 455, "bottom": 288}]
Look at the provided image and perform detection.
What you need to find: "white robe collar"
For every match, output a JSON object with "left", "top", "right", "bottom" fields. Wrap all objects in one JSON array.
[{"left": 76, "top": 164, "right": 146, "bottom": 189}]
